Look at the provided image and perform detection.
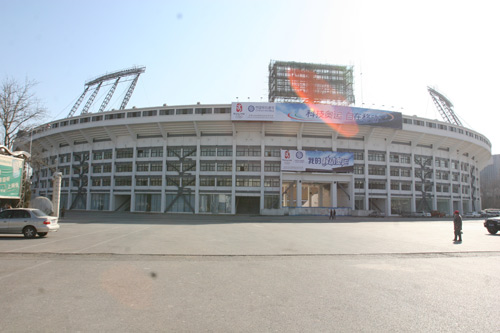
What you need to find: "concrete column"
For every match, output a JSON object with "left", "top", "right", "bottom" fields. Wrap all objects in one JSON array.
[
  {"left": 109, "top": 149, "right": 116, "bottom": 211},
  {"left": 195, "top": 138, "right": 201, "bottom": 214},
  {"left": 86, "top": 150, "right": 93, "bottom": 210},
  {"left": 331, "top": 181, "right": 337, "bottom": 207},
  {"left": 130, "top": 143, "right": 137, "bottom": 212},
  {"left": 51, "top": 172, "right": 62, "bottom": 217},
  {"left": 161, "top": 144, "right": 167, "bottom": 213},
  {"left": 350, "top": 175, "right": 355, "bottom": 210},
  {"left": 296, "top": 179, "right": 302, "bottom": 207},
  {"left": 231, "top": 140, "right": 236, "bottom": 214}
]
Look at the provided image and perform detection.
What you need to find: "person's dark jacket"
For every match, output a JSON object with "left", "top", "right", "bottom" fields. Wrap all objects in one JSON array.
[{"left": 453, "top": 214, "right": 463, "bottom": 231}]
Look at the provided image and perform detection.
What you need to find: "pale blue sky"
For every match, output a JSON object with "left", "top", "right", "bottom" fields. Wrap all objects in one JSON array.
[{"left": 2, "top": 0, "right": 499, "bottom": 154}]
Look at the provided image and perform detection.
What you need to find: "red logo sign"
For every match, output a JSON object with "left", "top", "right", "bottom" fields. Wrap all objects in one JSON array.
[
  {"left": 284, "top": 150, "right": 290, "bottom": 159},
  {"left": 236, "top": 103, "right": 243, "bottom": 112}
]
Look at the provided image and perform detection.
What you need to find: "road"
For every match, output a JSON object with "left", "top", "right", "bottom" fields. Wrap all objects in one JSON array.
[{"left": 0, "top": 212, "right": 498, "bottom": 332}]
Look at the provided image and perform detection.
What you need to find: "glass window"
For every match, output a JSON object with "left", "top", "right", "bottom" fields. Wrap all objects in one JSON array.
[
  {"left": 116, "top": 148, "right": 133, "bottom": 159},
  {"left": 216, "top": 146, "right": 233, "bottom": 156}
]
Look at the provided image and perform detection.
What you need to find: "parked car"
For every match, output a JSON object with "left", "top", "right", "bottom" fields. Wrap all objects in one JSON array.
[
  {"left": 484, "top": 216, "right": 500, "bottom": 235},
  {"left": 481, "top": 211, "right": 500, "bottom": 218},
  {"left": 413, "top": 211, "right": 431, "bottom": 217},
  {"left": 464, "top": 212, "right": 481, "bottom": 218},
  {"left": 368, "top": 210, "right": 384, "bottom": 217},
  {"left": 0, "top": 208, "right": 60, "bottom": 238}
]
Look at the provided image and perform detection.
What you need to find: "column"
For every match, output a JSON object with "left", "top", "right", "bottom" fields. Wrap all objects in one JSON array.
[
  {"left": 296, "top": 179, "right": 302, "bottom": 207},
  {"left": 331, "top": 181, "right": 338, "bottom": 207}
]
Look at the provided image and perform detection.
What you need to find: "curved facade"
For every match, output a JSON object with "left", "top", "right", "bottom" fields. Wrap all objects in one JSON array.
[{"left": 17, "top": 103, "right": 492, "bottom": 216}]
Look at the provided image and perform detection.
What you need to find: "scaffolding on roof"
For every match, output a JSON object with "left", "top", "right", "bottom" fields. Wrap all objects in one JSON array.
[
  {"left": 67, "top": 66, "right": 146, "bottom": 118},
  {"left": 427, "top": 86, "right": 463, "bottom": 127},
  {"left": 268, "top": 60, "right": 355, "bottom": 105}
]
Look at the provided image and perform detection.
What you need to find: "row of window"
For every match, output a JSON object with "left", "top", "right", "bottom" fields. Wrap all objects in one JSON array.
[
  {"left": 50, "top": 107, "right": 232, "bottom": 129},
  {"left": 353, "top": 179, "right": 474, "bottom": 193},
  {"left": 56, "top": 176, "right": 281, "bottom": 188},
  {"left": 403, "top": 118, "right": 490, "bottom": 147},
  {"left": 45, "top": 150, "right": 477, "bottom": 175}
]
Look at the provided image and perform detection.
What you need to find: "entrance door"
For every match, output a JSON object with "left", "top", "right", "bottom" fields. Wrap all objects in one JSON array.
[{"left": 235, "top": 196, "right": 260, "bottom": 214}]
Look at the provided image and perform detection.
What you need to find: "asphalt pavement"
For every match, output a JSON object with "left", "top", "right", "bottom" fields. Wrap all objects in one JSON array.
[{"left": 0, "top": 211, "right": 498, "bottom": 332}]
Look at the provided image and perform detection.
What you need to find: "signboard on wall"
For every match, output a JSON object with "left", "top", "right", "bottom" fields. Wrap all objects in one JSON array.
[
  {"left": 281, "top": 150, "right": 354, "bottom": 173},
  {"left": 231, "top": 102, "right": 402, "bottom": 129},
  {"left": 0, "top": 155, "right": 24, "bottom": 199}
]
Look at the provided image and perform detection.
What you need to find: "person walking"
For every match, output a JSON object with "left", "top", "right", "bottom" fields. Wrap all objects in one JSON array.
[
  {"left": 453, "top": 210, "right": 462, "bottom": 242},
  {"left": 329, "top": 209, "right": 334, "bottom": 220},
  {"left": 333, "top": 209, "right": 336, "bottom": 220}
]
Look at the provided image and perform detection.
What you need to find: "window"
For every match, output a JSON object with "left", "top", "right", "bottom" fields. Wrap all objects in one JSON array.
[
  {"left": 390, "top": 154, "right": 399, "bottom": 163},
  {"left": 115, "top": 177, "right": 132, "bottom": 186},
  {"left": 136, "top": 177, "right": 148, "bottom": 186},
  {"left": 236, "top": 146, "right": 261, "bottom": 157},
  {"left": 116, "top": 148, "right": 133, "bottom": 159},
  {"left": 217, "top": 161, "right": 232, "bottom": 172},
  {"left": 353, "top": 151, "right": 364, "bottom": 161},
  {"left": 93, "top": 151, "right": 103, "bottom": 160},
  {"left": 368, "top": 165, "right": 385, "bottom": 176},
  {"left": 182, "top": 161, "right": 196, "bottom": 172},
  {"left": 390, "top": 167, "right": 399, "bottom": 177},
  {"left": 160, "top": 109, "right": 175, "bottom": 115},
  {"left": 176, "top": 108, "right": 193, "bottom": 115},
  {"left": 236, "top": 161, "right": 261, "bottom": 172},
  {"left": 137, "top": 148, "right": 150, "bottom": 158},
  {"left": 103, "top": 150, "right": 113, "bottom": 159},
  {"left": 264, "top": 161, "right": 280, "bottom": 172},
  {"left": 216, "top": 177, "right": 232, "bottom": 186},
  {"left": 150, "top": 163, "right": 162, "bottom": 172},
  {"left": 264, "top": 147, "right": 282, "bottom": 157},
  {"left": 368, "top": 151, "right": 385, "bottom": 162},
  {"left": 143, "top": 110, "right": 157, "bottom": 117},
  {"left": 127, "top": 111, "right": 141, "bottom": 118},
  {"left": 201, "top": 147, "right": 216, "bottom": 156},
  {"left": 353, "top": 165, "right": 364, "bottom": 175},
  {"left": 368, "top": 180, "right": 386, "bottom": 190},
  {"left": 264, "top": 177, "right": 280, "bottom": 187},
  {"left": 217, "top": 146, "right": 232, "bottom": 156},
  {"left": 200, "top": 177, "right": 216, "bottom": 186},
  {"left": 195, "top": 108, "right": 212, "bottom": 115},
  {"left": 167, "top": 162, "right": 181, "bottom": 172},
  {"left": 151, "top": 147, "right": 163, "bottom": 157},
  {"left": 136, "top": 163, "right": 149, "bottom": 172},
  {"left": 214, "top": 107, "right": 230, "bottom": 114},
  {"left": 182, "top": 176, "right": 196, "bottom": 186},
  {"left": 354, "top": 179, "right": 364, "bottom": 189},
  {"left": 401, "top": 183, "right": 411, "bottom": 191},
  {"left": 167, "top": 147, "right": 182, "bottom": 157},
  {"left": 166, "top": 177, "right": 180, "bottom": 187},
  {"left": 200, "top": 161, "right": 216, "bottom": 171},
  {"left": 150, "top": 177, "right": 162, "bottom": 186},
  {"left": 116, "top": 163, "right": 132, "bottom": 173},
  {"left": 236, "top": 177, "right": 260, "bottom": 187}
]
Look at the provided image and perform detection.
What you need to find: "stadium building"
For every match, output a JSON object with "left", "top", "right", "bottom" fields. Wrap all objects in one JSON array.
[{"left": 16, "top": 63, "right": 492, "bottom": 216}]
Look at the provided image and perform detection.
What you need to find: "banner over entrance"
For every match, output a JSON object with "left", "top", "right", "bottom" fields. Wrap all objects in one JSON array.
[
  {"left": 231, "top": 102, "right": 402, "bottom": 129},
  {"left": 281, "top": 150, "right": 354, "bottom": 173}
]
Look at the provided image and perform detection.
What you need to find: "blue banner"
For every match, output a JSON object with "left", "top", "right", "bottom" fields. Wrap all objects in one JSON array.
[
  {"left": 232, "top": 102, "right": 402, "bottom": 129},
  {"left": 281, "top": 150, "right": 354, "bottom": 172}
]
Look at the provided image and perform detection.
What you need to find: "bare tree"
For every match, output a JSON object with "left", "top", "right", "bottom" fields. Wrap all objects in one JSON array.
[{"left": 0, "top": 77, "right": 46, "bottom": 150}]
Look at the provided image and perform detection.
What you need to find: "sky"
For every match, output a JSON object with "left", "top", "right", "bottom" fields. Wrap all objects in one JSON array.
[{"left": 2, "top": 0, "right": 499, "bottom": 154}]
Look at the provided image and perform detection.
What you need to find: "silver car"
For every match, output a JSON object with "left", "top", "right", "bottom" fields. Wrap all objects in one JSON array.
[{"left": 0, "top": 208, "right": 60, "bottom": 238}]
